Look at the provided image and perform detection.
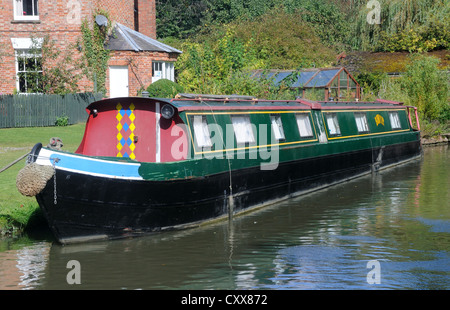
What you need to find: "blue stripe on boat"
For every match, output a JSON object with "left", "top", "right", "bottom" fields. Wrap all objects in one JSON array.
[{"left": 49, "top": 153, "right": 142, "bottom": 179}]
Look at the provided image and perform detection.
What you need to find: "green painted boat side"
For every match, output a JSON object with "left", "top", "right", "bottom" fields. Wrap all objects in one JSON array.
[{"left": 137, "top": 106, "right": 420, "bottom": 181}]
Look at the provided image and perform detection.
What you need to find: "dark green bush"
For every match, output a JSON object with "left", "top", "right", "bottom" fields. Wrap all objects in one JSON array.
[{"left": 146, "top": 79, "right": 184, "bottom": 98}]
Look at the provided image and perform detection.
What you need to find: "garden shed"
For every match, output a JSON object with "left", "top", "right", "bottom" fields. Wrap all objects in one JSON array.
[{"left": 254, "top": 67, "right": 361, "bottom": 101}]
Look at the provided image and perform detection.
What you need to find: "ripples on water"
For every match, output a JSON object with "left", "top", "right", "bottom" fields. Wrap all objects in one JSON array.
[{"left": 0, "top": 146, "right": 449, "bottom": 290}]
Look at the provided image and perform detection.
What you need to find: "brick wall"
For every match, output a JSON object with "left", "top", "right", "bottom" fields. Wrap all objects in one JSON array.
[
  {"left": 0, "top": 0, "right": 160, "bottom": 95},
  {"left": 95, "top": 0, "right": 135, "bottom": 30},
  {"left": 107, "top": 51, "right": 178, "bottom": 97},
  {"left": 0, "top": 0, "right": 96, "bottom": 94},
  {"left": 137, "top": 0, "right": 157, "bottom": 39}
]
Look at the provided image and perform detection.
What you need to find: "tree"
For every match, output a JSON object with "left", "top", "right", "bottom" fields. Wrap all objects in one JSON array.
[{"left": 402, "top": 54, "right": 449, "bottom": 121}]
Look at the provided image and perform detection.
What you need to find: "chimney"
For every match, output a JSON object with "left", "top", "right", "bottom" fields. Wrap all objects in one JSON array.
[{"left": 136, "top": 0, "right": 156, "bottom": 39}]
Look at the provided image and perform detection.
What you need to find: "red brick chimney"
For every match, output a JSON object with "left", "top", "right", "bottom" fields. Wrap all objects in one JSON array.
[{"left": 137, "top": 0, "right": 156, "bottom": 39}]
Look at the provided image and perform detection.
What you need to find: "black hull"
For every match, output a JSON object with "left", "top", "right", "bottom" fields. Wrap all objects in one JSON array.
[{"left": 36, "top": 140, "right": 422, "bottom": 244}]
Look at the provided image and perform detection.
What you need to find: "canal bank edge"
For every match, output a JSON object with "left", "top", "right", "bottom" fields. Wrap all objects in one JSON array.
[{"left": 421, "top": 134, "right": 450, "bottom": 146}]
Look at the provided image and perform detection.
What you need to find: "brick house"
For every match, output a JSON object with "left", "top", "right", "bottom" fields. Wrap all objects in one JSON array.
[{"left": 0, "top": 0, "right": 181, "bottom": 97}]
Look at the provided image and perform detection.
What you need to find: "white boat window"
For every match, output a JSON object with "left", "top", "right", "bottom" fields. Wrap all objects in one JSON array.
[
  {"left": 389, "top": 111, "right": 401, "bottom": 129},
  {"left": 296, "top": 114, "right": 313, "bottom": 138},
  {"left": 325, "top": 113, "right": 341, "bottom": 135},
  {"left": 270, "top": 115, "right": 285, "bottom": 141},
  {"left": 355, "top": 112, "right": 369, "bottom": 133},
  {"left": 232, "top": 115, "right": 255, "bottom": 144},
  {"left": 192, "top": 115, "right": 212, "bottom": 148}
]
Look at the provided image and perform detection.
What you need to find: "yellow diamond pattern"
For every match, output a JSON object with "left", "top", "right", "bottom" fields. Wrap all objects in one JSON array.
[{"left": 116, "top": 102, "right": 137, "bottom": 159}]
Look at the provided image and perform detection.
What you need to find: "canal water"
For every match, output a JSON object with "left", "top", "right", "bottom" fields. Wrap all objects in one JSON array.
[{"left": 0, "top": 145, "right": 448, "bottom": 290}]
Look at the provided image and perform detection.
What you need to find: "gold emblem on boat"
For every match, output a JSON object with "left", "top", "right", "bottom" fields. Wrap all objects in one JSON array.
[{"left": 375, "top": 114, "right": 384, "bottom": 126}]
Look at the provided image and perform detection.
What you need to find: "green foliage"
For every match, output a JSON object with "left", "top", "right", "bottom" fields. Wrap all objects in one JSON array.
[
  {"left": 176, "top": 25, "right": 263, "bottom": 94},
  {"left": 157, "top": 0, "right": 352, "bottom": 51},
  {"left": 55, "top": 115, "right": 69, "bottom": 127},
  {"left": 146, "top": 79, "right": 184, "bottom": 98},
  {"left": 80, "top": 10, "right": 112, "bottom": 95},
  {"left": 402, "top": 54, "right": 449, "bottom": 121},
  {"left": 378, "top": 54, "right": 449, "bottom": 123},
  {"left": 352, "top": 0, "right": 450, "bottom": 51},
  {"left": 282, "top": 0, "right": 351, "bottom": 51},
  {"left": 356, "top": 71, "right": 387, "bottom": 96},
  {"left": 156, "top": 0, "right": 210, "bottom": 39},
  {"left": 232, "top": 9, "right": 335, "bottom": 69},
  {"left": 24, "top": 35, "right": 82, "bottom": 94},
  {"left": 176, "top": 10, "right": 335, "bottom": 97}
]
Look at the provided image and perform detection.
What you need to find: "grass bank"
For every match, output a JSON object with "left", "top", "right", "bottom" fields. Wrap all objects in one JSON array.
[{"left": 0, "top": 123, "right": 86, "bottom": 237}]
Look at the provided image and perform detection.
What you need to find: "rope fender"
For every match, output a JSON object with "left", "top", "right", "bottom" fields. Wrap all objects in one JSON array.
[{"left": 16, "top": 143, "right": 55, "bottom": 197}]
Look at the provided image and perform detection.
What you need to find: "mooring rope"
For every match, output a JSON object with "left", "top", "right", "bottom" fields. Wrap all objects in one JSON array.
[{"left": 0, "top": 153, "right": 28, "bottom": 174}]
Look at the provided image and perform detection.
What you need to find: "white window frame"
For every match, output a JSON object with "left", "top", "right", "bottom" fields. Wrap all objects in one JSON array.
[
  {"left": 231, "top": 115, "right": 255, "bottom": 144},
  {"left": 15, "top": 49, "right": 43, "bottom": 93},
  {"left": 355, "top": 112, "right": 369, "bottom": 133},
  {"left": 12, "top": 38, "right": 44, "bottom": 94},
  {"left": 296, "top": 114, "right": 313, "bottom": 138},
  {"left": 13, "top": 0, "right": 39, "bottom": 21},
  {"left": 192, "top": 115, "right": 212, "bottom": 148},
  {"left": 270, "top": 115, "right": 285, "bottom": 141},
  {"left": 325, "top": 113, "right": 341, "bottom": 136},
  {"left": 152, "top": 61, "right": 175, "bottom": 83},
  {"left": 389, "top": 111, "right": 401, "bottom": 129}
]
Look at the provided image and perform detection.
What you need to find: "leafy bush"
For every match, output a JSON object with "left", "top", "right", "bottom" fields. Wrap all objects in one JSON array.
[
  {"left": 146, "top": 79, "right": 184, "bottom": 98},
  {"left": 378, "top": 54, "right": 449, "bottom": 123},
  {"left": 402, "top": 54, "right": 449, "bottom": 121},
  {"left": 176, "top": 9, "right": 335, "bottom": 97},
  {"left": 356, "top": 71, "right": 387, "bottom": 95},
  {"left": 55, "top": 115, "right": 69, "bottom": 126}
]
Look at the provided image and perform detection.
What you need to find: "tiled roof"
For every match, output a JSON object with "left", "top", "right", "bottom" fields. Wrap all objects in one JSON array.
[{"left": 106, "top": 23, "right": 182, "bottom": 54}]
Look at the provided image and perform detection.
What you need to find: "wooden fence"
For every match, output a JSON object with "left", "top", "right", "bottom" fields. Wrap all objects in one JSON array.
[{"left": 0, "top": 93, "right": 103, "bottom": 128}]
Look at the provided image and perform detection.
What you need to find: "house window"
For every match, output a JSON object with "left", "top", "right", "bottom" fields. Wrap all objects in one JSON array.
[
  {"left": 192, "top": 115, "right": 212, "bottom": 148},
  {"left": 270, "top": 115, "right": 285, "bottom": 141},
  {"left": 296, "top": 114, "right": 313, "bottom": 138},
  {"left": 16, "top": 49, "right": 43, "bottom": 93},
  {"left": 231, "top": 115, "right": 255, "bottom": 144},
  {"left": 325, "top": 113, "right": 341, "bottom": 136},
  {"left": 389, "top": 111, "right": 401, "bottom": 129},
  {"left": 354, "top": 112, "right": 369, "bottom": 133},
  {"left": 14, "top": 0, "right": 39, "bottom": 21},
  {"left": 152, "top": 61, "right": 175, "bottom": 83}
]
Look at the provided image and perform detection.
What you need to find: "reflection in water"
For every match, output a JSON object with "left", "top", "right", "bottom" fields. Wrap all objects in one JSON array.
[
  {"left": 0, "top": 146, "right": 449, "bottom": 290},
  {"left": 0, "top": 242, "right": 50, "bottom": 290}
]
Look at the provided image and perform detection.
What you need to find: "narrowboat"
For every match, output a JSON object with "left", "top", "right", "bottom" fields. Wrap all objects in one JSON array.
[{"left": 16, "top": 94, "right": 422, "bottom": 244}]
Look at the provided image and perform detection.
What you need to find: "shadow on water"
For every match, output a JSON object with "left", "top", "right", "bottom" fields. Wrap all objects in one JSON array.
[{"left": 1, "top": 145, "right": 449, "bottom": 290}]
